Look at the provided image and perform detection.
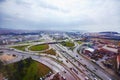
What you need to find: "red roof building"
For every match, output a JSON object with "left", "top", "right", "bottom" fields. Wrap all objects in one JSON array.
[{"left": 101, "top": 45, "right": 118, "bottom": 54}]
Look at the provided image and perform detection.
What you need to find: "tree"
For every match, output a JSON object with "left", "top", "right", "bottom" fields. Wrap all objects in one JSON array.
[{"left": 0, "top": 60, "right": 3, "bottom": 70}]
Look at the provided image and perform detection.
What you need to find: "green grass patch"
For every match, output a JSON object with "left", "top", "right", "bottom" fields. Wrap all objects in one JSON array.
[
  {"left": 77, "top": 41, "right": 82, "bottom": 44},
  {"left": 11, "top": 45, "right": 29, "bottom": 51},
  {"left": 29, "top": 44, "right": 49, "bottom": 51},
  {"left": 61, "top": 41, "right": 74, "bottom": 47},
  {"left": 0, "top": 58, "right": 52, "bottom": 80},
  {"left": 41, "top": 49, "right": 56, "bottom": 55}
]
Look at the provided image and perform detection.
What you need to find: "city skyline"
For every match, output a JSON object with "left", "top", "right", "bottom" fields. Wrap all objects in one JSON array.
[{"left": 0, "top": 0, "right": 120, "bottom": 32}]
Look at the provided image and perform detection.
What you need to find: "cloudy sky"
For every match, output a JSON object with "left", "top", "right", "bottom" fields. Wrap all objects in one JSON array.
[{"left": 0, "top": 0, "right": 120, "bottom": 32}]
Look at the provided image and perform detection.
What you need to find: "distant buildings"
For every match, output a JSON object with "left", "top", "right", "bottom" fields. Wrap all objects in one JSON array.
[
  {"left": 0, "top": 34, "right": 41, "bottom": 45},
  {"left": 85, "top": 31, "right": 120, "bottom": 40}
]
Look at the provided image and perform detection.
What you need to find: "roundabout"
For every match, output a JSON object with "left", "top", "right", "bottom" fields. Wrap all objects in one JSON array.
[
  {"left": 27, "top": 44, "right": 50, "bottom": 53},
  {"left": 11, "top": 43, "right": 57, "bottom": 56}
]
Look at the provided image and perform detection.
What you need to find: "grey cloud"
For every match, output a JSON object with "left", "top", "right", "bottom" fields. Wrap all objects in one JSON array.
[
  {"left": 0, "top": 0, "right": 120, "bottom": 32},
  {"left": 0, "top": 12, "right": 95, "bottom": 30},
  {"left": 15, "top": 0, "right": 60, "bottom": 11},
  {"left": 0, "top": 0, "right": 6, "bottom": 3}
]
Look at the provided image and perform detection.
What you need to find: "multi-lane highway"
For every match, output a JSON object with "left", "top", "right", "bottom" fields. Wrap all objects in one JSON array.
[{"left": 42, "top": 35, "right": 100, "bottom": 80}]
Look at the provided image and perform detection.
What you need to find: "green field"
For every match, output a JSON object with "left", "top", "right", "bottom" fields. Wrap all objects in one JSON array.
[
  {"left": 29, "top": 44, "right": 49, "bottom": 51},
  {"left": 0, "top": 58, "right": 52, "bottom": 80},
  {"left": 77, "top": 41, "right": 82, "bottom": 44},
  {"left": 61, "top": 41, "right": 74, "bottom": 47},
  {"left": 11, "top": 45, "right": 29, "bottom": 51},
  {"left": 42, "top": 49, "right": 56, "bottom": 55}
]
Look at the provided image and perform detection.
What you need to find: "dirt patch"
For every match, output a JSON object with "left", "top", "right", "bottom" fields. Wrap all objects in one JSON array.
[{"left": 0, "top": 54, "right": 16, "bottom": 62}]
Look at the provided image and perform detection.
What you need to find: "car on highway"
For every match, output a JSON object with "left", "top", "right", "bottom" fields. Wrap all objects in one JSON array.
[
  {"left": 63, "top": 70, "right": 66, "bottom": 73},
  {"left": 66, "top": 60, "right": 69, "bottom": 63},
  {"left": 76, "top": 55, "right": 78, "bottom": 57},
  {"left": 91, "top": 73, "right": 96, "bottom": 77},
  {"left": 62, "top": 76, "right": 66, "bottom": 80},
  {"left": 91, "top": 59, "right": 96, "bottom": 63},
  {"left": 83, "top": 64, "right": 87, "bottom": 67},
  {"left": 84, "top": 76, "right": 89, "bottom": 80},
  {"left": 94, "top": 78, "right": 98, "bottom": 80},
  {"left": 93, "top": 70, "right": 96, "bottom": 72},
  {"left": 95, "top": 68, "right": 98, "bottom": 70}
]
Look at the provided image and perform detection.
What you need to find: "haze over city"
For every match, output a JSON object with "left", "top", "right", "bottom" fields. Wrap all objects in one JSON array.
[{"left": 0, "top": 0, "right": 120, "bottom": 32}]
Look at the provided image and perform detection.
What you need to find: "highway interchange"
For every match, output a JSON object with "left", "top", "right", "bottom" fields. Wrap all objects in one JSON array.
[{"left": 0, "top": 34, "right": 119, "bottom": 80}]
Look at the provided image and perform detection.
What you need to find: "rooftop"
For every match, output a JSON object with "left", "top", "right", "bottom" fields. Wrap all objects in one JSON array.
[{"left": 102, "top": 45, "right": 118, "bottom": 53}]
